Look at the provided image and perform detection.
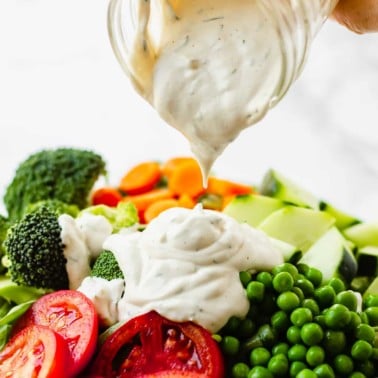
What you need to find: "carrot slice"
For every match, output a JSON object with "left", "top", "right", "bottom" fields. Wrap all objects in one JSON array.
[
  {"left": 119, "top": 161, "right": 162, "bottom": 195},
  {"left": 122, "top": 188, "right": 174, "bottom": 212},
  {"left": 144, "top": 199, "right": 180, "bottom": 223},
  {"left": 91, "top": 187, "right": 123, "bottom": 207},
  {"left": 168, "top": 159, "right": 205, "bottom": 198},
  {"left": 161, "top": 157, "right": 197, "bottom": 179},
  {"left": 206, "top": 176, "right": 253, "bottom": 197}
]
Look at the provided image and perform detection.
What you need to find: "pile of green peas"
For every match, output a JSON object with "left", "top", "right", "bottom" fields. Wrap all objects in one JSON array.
[{"left": 215, "top": 262, "right": 378, "bottom": 378}]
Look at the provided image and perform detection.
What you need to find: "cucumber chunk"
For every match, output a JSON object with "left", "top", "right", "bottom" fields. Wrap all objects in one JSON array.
[
  {"left": 343, "top": 222, "right": 378, "bottom": 247},
  {"left": 299, "top": 227, "right": 357, "bottom": 284},
  {"left": 268, "top": 237, "right": 302, "bottom": 264},
  {"left": 259, "top": 169, "right": 319, "bottom": 209},
  {"left": 223, "top": 194, "right": 285, "bottom": 227},
  {"left": 355, "top": 246, "right": 378, "bottom": 277},
  {"left": 258, "top": 206, "right": 335, "bottom": 252},
  {"left": 319, "top": 201, "right": 360, "bottom": 230}
]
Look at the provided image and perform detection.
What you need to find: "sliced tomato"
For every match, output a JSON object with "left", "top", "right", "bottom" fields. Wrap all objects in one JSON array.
[
  {"left": 91, "top": 311, "right": 224, "bottom": 378},
  {"left": 13, "top": 290, "right": 98, "bottom": 377},
  {"left": 0, "top": 325, "right": 68, "bottom": 378}
]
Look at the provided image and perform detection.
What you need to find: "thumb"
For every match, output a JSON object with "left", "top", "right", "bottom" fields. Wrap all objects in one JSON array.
[{"left": 331, "top": 0, "right": 378, "bottom": 34}]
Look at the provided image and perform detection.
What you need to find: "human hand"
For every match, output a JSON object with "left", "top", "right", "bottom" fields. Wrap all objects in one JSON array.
[{"left": 331, "top": 0, "right": 378, "bottom": 33}]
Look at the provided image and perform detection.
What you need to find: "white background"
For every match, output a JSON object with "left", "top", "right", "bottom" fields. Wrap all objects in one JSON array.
[{"left": 0, "top": 0, "right": 377, "bottom": 220}]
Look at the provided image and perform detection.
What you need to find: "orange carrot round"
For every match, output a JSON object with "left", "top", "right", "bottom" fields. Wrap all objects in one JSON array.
[
  {"left": 144, "top": 199, "right": 180, "bottom": 223},
  {"left": 119, "top": 161, "right": 162, "bottom": 195},
  {"left": 161, "top": 157, "right": 197, "bottom": 180},
  {"left": 206, "top": 176, "right": 253, "bottom": 197},
  {"left": 168, "top": 159, "right": 205, "bottom": 198},
  {"left": 122, "top": 188, "right": 174, "bottom": 212}
]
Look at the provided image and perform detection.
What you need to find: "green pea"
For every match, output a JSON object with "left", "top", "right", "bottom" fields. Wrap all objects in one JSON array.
[
  {"left": 314, "top": 286, "right": 336, "bottom": 309},
  {"left": 327, "top": 277, "right": 346, "bottom": 294},
  {"left": 348, "top": 372, "right": 366, "bottom": 378},
  {"left": 301, "top": 298, "right": 320, "bottom": 316},
  {"left": 240, "top": 271, "right": 252, "bottom": 287},
  {"left": 304, "top": 267, "right": 323, "bottom": 288},
  {"left": 223, "top": 316, "right": 241, "bottom": 333},
  {"left": 333, "top": 354, "right": 354, "bottom": 375},
  {"left": 271, "top": 310, "right": 290, "bottom": 333},
  {"left": 247, "top": 281, "right": 265, "bottom": 303},
  {"left": 267, "top": 353, "right": 288, "bottom": 376},
  {"left": 295, "top": 276, "right": 315, "bottom": 297},
  {"left": 335, "top": 290, "right": 358, "bottom": 311},
  {"left": 297, "top": 263, "right": 310, "bottom": 275},
  {"left": 247, "top": 366, "right": 274, "bottom": 378},
  {"left": 273, "top": 272, "right": 294, "bottom": 293},
  {"left": 357, "top": 359, "right": 375, "bottom": 377},
  {"left": 237, "top": 318, "right": 256, "bottom": 338},
  {"left": 232, "top": 362, "right": 250, "bottom": 378},
  {"left": 345, "top": 311, "right": 362, "bottom": 332},
  {"left": 272, "top": 263, "right": 298, "bottom": 278},
  {"left": 355, "top": 323, "right": 375, "bottom": 344},
  {"left": 364, "top": 306, "right": 378, "bottom": 326},
  {"left": 300, "top": 323, "right": 324, "bottom": 346},
  {"left": 290, "top": 307, "right": 313, "bottom": 327},
  {"left": 312, "top": 363, "right": 335, "bottom": 378},
  {"left": 351, "top": 340, "right": 373, "bottom": 361},
  {"left": 363, "top": 294, "right": 378, "bottom": 308},
  {"left": 250, "top": 347, "right": 271, "bottom": 366},
  {"left": 296, "top": 369, "right": 317, "bottom": 378},
  {"left": 287, "top": 325, "right": 302, "bottom": 344},
  {"left": 277, "top": 292, "right": 300, "bottom": 312},
  {"left": 288, "top": 344, "right": 307, "bottom": 361},
  {"left": 291, "top": 286, "right": 305, "bottom": 302},
  {"left": 324, "top": 304, "right": 351, "bottom": 330},
  {"left": 256, "top": 272, "right": 273, "bottom": 289},
  {"left": 221, "top": 335, "right": 240, "bottom": 356},
  {"left": 322, "top": 330, "right": 346, "bottom": 355},
  {"left": 272, "top": 342, "right": 289, "bottom": 356},
  {"left": 306, "top": 345, "right": 325, "bottom": 367},
  {"left": 289, "top": 361, "right": 307, "bottom": 376}
]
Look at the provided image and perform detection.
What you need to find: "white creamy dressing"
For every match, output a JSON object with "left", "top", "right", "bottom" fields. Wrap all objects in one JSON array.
[
  {"left": 101, "top": 205, "right": 283, "bottom": 332},
  {"left": 59, "top": 213, "right": 113, "bottom": 290},
  {"left": 126, "top": 0, "right": 282, "bottom": 178}
]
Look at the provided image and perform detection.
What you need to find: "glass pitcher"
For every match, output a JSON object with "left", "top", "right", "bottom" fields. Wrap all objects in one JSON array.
[{"left": 107, "top": 0, "right": 339, "bottom": 176}]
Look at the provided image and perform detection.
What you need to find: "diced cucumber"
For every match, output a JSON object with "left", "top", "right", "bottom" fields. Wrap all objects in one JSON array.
[
  {"left": 258, "top": 206, "right": 335, "bottom": 252},
  {"left": 343, "top": 222, "right": 378, "bottom": 247},
  {"left": 259, "top": 169, "right": 319, "bottom": 209},
  {"left": 363, "top": 276, "right": 378, "bottom": 299},
  {"left": 299, "top": 227, "right": 358, "bottom": 284},
  {"left": 319, "top": 201, "right": 360, "bottom": 230},
  {"left": 268, "top": 237, "right": 302, "bottom": 264},
  {"left": 223, "top": 194, "right": 285, "bottom": 227},
  {"left": 355, "top": 246, "right": 378, "bottom": 277}
]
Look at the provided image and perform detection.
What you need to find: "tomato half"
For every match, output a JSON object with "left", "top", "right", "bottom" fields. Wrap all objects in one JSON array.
[
  {"left": 13, "top": 290, "right": 98, "bottom": 377},
  {"left": 91, "top": 311, "right": 224, "bottom": 378},
  {"left": 0, "top": 325, "right": 68, "bottom": 378}
]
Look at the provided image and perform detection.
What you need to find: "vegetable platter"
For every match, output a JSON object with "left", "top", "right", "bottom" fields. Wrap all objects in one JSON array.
[{"left": 0, "top": 147, "right": 377, "bottom": 378}]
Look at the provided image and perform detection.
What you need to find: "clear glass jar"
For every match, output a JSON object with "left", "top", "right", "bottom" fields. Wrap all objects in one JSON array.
[{"left": 107, "top": 0, "right": 338, "bottom": 175}]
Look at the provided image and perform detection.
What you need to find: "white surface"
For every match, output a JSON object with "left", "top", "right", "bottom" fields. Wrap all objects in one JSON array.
[{"left": 0, "top": 1, "right": 377, "bottom": 220}]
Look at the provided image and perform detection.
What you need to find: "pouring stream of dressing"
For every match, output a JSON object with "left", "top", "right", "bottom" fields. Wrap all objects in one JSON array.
[{"left": 109, "top": 0, "right": 338, "bottom": 182}]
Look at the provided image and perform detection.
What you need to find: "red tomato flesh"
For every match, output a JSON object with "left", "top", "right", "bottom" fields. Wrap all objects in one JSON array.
[
  {"left": 13, "top": 290, "right": 98, "bottom": 377},
  {"left": 91, "top": 311, "right": 224, "bottom": 378},
  {"left": 0, "top": 325, "right": 68, "bottom": 378}
]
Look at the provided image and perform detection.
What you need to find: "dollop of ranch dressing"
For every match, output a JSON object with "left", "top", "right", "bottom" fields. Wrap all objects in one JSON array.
[
  {"left": 125, "top": 0, "right": 282, "bottom": 178},
  {"left": 104, "top": 205, "right": 283, "bottom": 332}
]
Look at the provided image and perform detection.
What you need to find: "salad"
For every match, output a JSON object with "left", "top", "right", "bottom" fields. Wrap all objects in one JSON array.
[{"left": 0, "top": 147, "right": 377, "bottom": 377}]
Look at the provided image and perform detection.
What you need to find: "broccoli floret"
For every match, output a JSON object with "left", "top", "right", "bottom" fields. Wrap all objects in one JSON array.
[
  {"left": 91, "top": 250, "right": 124, "bottom": 281},
  {"left": 0, "top": 215, "right": 10, "bottom": 274},
  {"left": 24, "top": 199, "right": 80, "bottom": 218},
  {"left": 3, "top": 204, "right": 68, "bottom": 290},
  {"left": 4, "top": 147, "right": 106, "bottom": 221}
]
